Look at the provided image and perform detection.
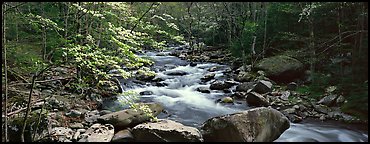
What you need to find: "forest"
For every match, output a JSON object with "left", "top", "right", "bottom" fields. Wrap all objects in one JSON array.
[{"left": 2, "top": 2, "right": 368, "bottom": 142}]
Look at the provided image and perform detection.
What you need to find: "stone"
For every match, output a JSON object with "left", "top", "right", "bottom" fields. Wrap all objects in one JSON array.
[
  {"left": 255, "top": 55, "right": 304, "bottom": 83},
  {"left": 319, "top": 115, "right": 326, "bottom": 121},
  {"left": 280, "top": 91, "right": 291, "bottom": 101},
  {"left": 293, "top": 105, "right": 300, "bottom": 110},
  {"left": 317, "top": 94, "right": 338, "bottom": 106},
  {"left": 234, "top": 72, "right": 254, "bottom": 82},
  {"left": 97, "top": 103, "right": 164, "bottom": 131},
  {"left": 336, "top": 95, "right": 346, "bottom": 106},
  {"left": 252, "top": 80, "right": 273, "bottom": 94},
  {"left": 313, "top": 104, "right": 332, "bottom": 114},
  {"left": 201, "top": 107, "right": 290, "bottom": 142},
  {"left": 139, "top": 91, "right": 154, "bottom": 95},
  {"left": 164, "top": 70, "right": 188, "bottom": 76},
  {"left": 111, "top": 129, "right": 134, "bottom": 142},
  {"left": 236, "top": 82, "right": 255, "bottom": 92},
  {"left": 287, "top": 82, "right": 298, "bottom": 91},
  {"left": 221, "top": 97, "right": 233, "bottom": 103},
  {"left": 190, "top": 62, "right": 197, "bottom": 67},
  {"left": 246, "top": 92, "right": 269, "bottom": 107},
  {"left": 65, "top": 110, "right": 82, "bottom": 117},
  {"left": 51, "top": 127, "right": 75, "bottom": 142},
  {"left": 210, "top": 81, "right": 233, "bottom": 90},
  {"left": 78, "top": 124, "right": 114, "bottom": 142},
  {"left": 201, "top": 73, "right": 215, "bottom": 82},
  {"left": 85, "top": 110, "right": 100, "bottom": 124},
  {"left": 70, "top": 123, "right": 84, "bottom": 129},
  {"left": 99, "top": 110, "right": 112, "bottom": 115},
  {"left": 208, "top": 66, "right": 219, "bottom": 72},
  {"left": 196, "top": 87, "right": 210, "bottom": 93},
  {"left": 132, "top": 119, "right": 203, "bottom": 142},
  {"left": 283, "top": 108, "right": 296, "bottom": 114}
]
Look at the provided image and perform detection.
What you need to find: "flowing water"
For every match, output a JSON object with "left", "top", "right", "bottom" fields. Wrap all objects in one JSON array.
[{"left": 103, "top": 46, "right": 368, "bottom": 142}]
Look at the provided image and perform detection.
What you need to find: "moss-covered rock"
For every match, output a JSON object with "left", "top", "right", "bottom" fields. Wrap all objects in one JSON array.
[{"left": 255, "top": 55, "right": 304, "bottom": 83}]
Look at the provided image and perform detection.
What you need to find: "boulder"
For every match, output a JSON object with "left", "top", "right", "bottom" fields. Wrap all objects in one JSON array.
[
  {"left": 97, "top": 103, "right": 164, "bottom": 130},
  {"left": 246, "top": 92, "right": 269, "bottom": 107},
  {"left": 335, "top": 95, "right": 346, "bottom": 106},
  {"left": 234, "top": 72, "right": 255, "bottom": 82},
  {"left": 132, "top": 119, "right": 203, "bottom": 142},
  {"left": 208, "top": 66, "right": 220, "bottom": 72},
  {"left": 252, "top": 80, "right": 273, "bottom": 94},
  {"left": 231, "top": 92, "right": 247, "bottom": 99},
  {"left": 255, "top": 55, "right": 304, "bottom": 83},
  {"left": 78, "top": 124, "right": 114, "bottom": 142},
  {"left": 210, "top": 81, "right": 233, "bottom": 90},
  {"left": 190, "top": 62, "right": 197, "bottom": 67},
  {"left": 111, "top": 129, "right": 134, "bottom": 142},
  {"left": 201, "top": 73, "right": 215, "bottom": 82},
  {"left": 201, "top": 107, "right": 290, "bottom": 142},
  {"left": 164, "top": 70, "right": 188, "bottom": 76},
  {"left": 236, "top": 82, "right": 255, "bottom": 92},
  {"left": 136, "top": 72, "right": 155, "bottom": 81},
  {"left": 196, "top": 87, "right": 210, "bottom": 93},
  {"left": 317, "top": 94, "right": 338, "bottom": 107},
  {"left": 51, "top": 127, "right": 74, "bottom": 142},
  {"left": 287, "top": 82, "right": 298, "bottom": 91}
]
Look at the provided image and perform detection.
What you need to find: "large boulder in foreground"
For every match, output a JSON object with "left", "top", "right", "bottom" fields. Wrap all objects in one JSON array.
[
  {"left": 97, "top": 103, "right": 164, "bottom": 130},
  {"left": 132, "top": 119, "right": 203, "bottom": 142},
  {"left": 255, "top": 55, "right": 304, "bottom": 83},
  {"left": 201, "top": 107, "right": 290, "bottom": 142}
]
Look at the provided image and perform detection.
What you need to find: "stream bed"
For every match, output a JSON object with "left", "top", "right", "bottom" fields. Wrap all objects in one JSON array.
[{"left": 103, "top": 47, "right": 368, "bottom": 142}]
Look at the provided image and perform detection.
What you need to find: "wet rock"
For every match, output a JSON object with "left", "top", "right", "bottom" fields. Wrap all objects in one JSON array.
[
  {"left": 210, "top": 81, "right": 233, "bottom": 90},
  {"left": 208, "top": 66, "right": 220, "bottom": 72},
  {"left": 252, "top": 80, "right": 273, "bottom": 94},
  {"left": 201, "top": 107, "right": 290, "bottom": 142},
  {"left": 152, "top": 77, "right": 165, "bottom": 82},
  {"left": 70, "top": 123, "right": 84, "bottom": 129},
  {"left": 190, "top": 62, "right": 197, "bottom": 67},
  {"left": 201, "top": 73, "right": 215, "bottom": 82},
  {"left": 234, "top": 72, "right": 254, "bottom": 82},
  {"left": 154, "top": 82, "right": 168, "bottom": 87},
  {"left": 319, "top": 115, "right": 326, "bottom": 121},
  {"left": 136, "top": 72, "right": 156, "bottom": 82},
  {"left": 287, "top": 82, "right": 298, "bottom": 91},
  {"left": 164, "top": 70, "right": 188, "bottom": 76},
  {"left": 97, "top": 103, "right": 164, "bottom": 131},
  {"left": 78, "top": 124, "right": 114, "bottom": 142},
  {"left": 246, "top": 92, "right": 269, "bottom": 107},
  {"left": 220, "top": 97, "right": 234, "bottom": 103},
  {"left": 196, "top": 87, "right": 210, "bottom": 93},
  {"left": 236, "top": 82, "right": 255, "bottom": 92},
  {"left": 65, "top": 110, "right": 82, "bottom": 118},
  {"left": 132, "top": 119, "right": 203, "bottom": 142},
  {"left": 255, "top": 55, "right": 304, "bottom": 83},
  {"left": 111, "top": 129, "right": 134, "bottom": 142},
  {"left": 139, "top": 91, "right": 154, "bottom": 95},
  {"left": 51, "top": 127, "right": 75, "bottom": 142},
  {"left": 317, "top": 94, "right": 338, "bottom": 106}
]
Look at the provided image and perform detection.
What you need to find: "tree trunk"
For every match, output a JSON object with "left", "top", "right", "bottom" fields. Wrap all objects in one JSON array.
[
  {"left": 263, "top": 3, "right": 268, "bottom": 58},
  {"left": 187, "top": 2, "right": 193, "bottom": 52},
  {"left": 42, "top": 6, "right": 47, "bottom": 60},
  {"left": 64, "top": 2, "right": 69, "bottom": 39},
  {"left": 309, "top": 18, "right": 315, "bottom": 83},
  {"left": 21, "top": 75, "right": 36, "bottom": 142},
  {"left": 3, "top": 2, "right": 8, "bottom": 142}
]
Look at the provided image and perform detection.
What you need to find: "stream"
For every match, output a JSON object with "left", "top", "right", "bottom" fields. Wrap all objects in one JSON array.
[{"left": 103, "top": 46, "right": 368, "bottom": 142}]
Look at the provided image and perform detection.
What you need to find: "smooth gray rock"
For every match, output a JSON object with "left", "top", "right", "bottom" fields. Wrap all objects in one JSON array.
[
  {"left": 201, "top": 107, "right": 290, "bottom": 142},
  {"left": 236, "top": 82, "right": 255, "bottom": 92},
  {"left": 132, "top": 119, "right": 203, "bottom": 142},
  {"left": 111, "top": 129, "right": 134, "bottom": 142},
  {"left": 252, "top": 80, "right": 273, "bottom": 94},
  {"left": 97, "top": 103, "right": 164, "bottom": 131}
]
